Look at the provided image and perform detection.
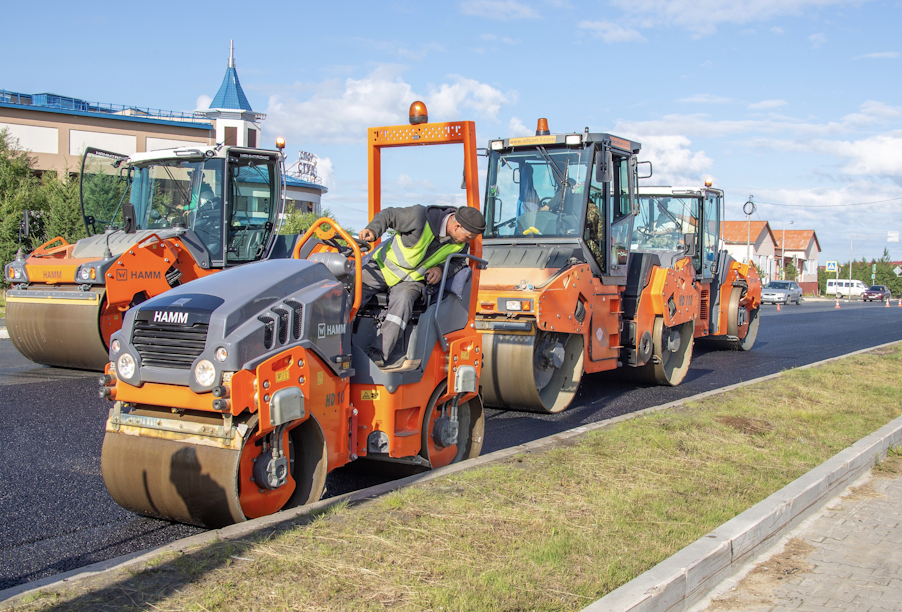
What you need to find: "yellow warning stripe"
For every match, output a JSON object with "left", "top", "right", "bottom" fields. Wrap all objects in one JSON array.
[{"left": 6, "top": 295, "right": 101, "bottom": 305}]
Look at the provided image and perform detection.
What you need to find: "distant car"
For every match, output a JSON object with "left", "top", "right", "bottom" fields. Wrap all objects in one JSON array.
[
  {"left": 862, "top": 285, "right": 891, "bottom": 302},
  {"left": 762, "top": 281, "right": 803, "bottom": 305}
]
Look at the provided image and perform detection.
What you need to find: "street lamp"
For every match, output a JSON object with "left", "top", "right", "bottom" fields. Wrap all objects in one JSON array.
[
  {"left": 743, "top": 196, "right": 756, "bottom": 265},
  {"left": 781, "top": 221, "right": 794, "bottom": 280}
]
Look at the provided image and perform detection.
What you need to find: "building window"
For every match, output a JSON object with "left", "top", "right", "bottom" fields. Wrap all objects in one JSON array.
[
  {"left": 247, "top": 129, "right": 256, "bottom": 148},
  {"left": 224, "top": 126, "right": 237, "bottom": 146}
]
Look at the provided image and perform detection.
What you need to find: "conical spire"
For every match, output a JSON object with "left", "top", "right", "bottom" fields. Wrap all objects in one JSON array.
[{"left": 209, "top": 40, "right": 252, "bottom": 111}]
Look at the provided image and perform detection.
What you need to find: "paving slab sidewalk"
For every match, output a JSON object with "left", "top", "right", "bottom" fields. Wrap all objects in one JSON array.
[{"left": 693, "top": 462, "right": 902, "bottom": 612}]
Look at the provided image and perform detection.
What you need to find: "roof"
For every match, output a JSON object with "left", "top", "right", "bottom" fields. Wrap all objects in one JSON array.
[
  {"left": 209, "top": 43, "right": 252, "bottom": 111},
  {"left": 721, "top": 220, "right": 776, "bottom": 246},
  {"left": 284, "top": 174, "right": 328, "bottom": 193},
  {"left": 775, "top": 229, "right": 821, "bottom": 253}
]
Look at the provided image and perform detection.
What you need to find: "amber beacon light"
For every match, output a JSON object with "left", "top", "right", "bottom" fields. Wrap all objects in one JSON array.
[
  {"left": 536, "top": 118, "right": 550, "bottom": 135},
  {"left": 409, "top": 101, "right": 428, "bottom": 125},
  {"left": 275, "top": 137, "right": 286, "bottom": 151}
]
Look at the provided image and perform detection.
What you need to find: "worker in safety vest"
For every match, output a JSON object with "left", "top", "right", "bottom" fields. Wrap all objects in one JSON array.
[{"left": 357, "top": 205, "right": 486, "bottom": 368}]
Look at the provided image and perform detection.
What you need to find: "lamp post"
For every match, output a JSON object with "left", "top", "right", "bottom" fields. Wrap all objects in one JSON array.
[
  {"left": 781, "top": 221, "right": 794, "bottom": 280},
  {"left": 743, "top": 196, "right": 756, "bottom": 265}
]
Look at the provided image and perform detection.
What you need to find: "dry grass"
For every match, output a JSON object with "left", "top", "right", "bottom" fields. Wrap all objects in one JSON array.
[{"left": 7, "top": 345, "right": 902, "bottom": 612}]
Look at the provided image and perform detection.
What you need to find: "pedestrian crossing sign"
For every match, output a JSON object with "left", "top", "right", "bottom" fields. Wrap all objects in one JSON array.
[{"left": 826, "top": 261, "right": 838, "bottom": 272}]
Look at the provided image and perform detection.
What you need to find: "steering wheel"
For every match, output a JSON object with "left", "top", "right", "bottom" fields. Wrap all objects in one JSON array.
[{"left": 323, "top": 236, "right": 371, "bottom": 256}]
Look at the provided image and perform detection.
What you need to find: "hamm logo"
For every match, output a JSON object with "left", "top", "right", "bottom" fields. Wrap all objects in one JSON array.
[
  {"left": 318, "top": 323, "right": 346, "bottom": 338},
  {"left": 153, "top": 311, "right": 189, "bottom": 325}
]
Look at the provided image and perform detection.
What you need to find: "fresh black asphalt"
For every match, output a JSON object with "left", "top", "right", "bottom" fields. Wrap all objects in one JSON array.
[{"left": 1, "top": 299, "right": 900, "bottom": 590}]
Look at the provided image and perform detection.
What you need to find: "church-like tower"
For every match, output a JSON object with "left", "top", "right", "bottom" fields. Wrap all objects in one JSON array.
[{"left": 195, "top": 41, "right": 266, "bottom": 147}]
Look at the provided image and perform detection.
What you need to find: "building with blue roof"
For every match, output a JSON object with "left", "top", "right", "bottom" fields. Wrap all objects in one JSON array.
[{"left": 1, "top": 41, "right": 326, "bottom": 212}]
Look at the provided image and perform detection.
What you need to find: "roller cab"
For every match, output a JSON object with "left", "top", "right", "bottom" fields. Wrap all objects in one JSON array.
[
  {"left": 633, "top": 186, "right": 761, "bottom": 353},
  {"left": 100, "top": 105, "right": 487, "bottom": 527},
  {"left": 4, "top": 144, "right": 286, "bottom": 370}
]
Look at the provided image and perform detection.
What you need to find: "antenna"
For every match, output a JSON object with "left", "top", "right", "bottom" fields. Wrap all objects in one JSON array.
[{"left": 229, "top": 40, "right": 235, "bottom": 68}]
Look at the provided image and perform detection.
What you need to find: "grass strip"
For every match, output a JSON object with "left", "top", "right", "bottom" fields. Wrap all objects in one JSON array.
[{"left": 8, "top": 345, "right": 902, "bottom": 612}]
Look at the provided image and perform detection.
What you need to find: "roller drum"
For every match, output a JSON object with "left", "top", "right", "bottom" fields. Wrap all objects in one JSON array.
[
  {"left": 101, "top": 433, "right": 245, "bottom": 528},
  {"left": 481, "top": 330, "right": 584, "bottom": 414},
  {"left": 6, "top": 288, "right": 110, "bottom": 370}
]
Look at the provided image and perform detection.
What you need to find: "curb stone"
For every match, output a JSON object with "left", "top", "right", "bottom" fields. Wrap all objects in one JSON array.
[
  {"left": 1, "top": 339, "right": 900, "bottom": 606},
  {"left": 582, "top": 382, "right": 902, "bottom": 609}
]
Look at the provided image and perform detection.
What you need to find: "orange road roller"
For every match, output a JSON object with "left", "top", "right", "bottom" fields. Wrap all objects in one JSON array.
[
  {"left": 99, "top": 105, "right": 488, "bottom": 527},
  {"left": 4, "top": 142, "right": 291, "bottom": 370}
]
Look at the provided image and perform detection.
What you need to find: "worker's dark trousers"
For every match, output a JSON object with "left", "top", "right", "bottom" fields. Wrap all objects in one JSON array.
[{"left": 358, "top": 261, "right": 424, "bottom": 359}]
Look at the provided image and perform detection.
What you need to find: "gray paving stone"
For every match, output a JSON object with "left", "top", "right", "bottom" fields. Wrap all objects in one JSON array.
[{"left": 701, "top": 470, "right": 902, "bottom": 612}]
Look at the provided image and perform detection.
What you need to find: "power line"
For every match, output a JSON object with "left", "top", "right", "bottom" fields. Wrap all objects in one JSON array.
[{"left": 754, "top": 196, "right": 902, "bottom": 209}]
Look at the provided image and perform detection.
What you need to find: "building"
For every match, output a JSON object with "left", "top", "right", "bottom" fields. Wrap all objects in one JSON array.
[
  {"left": 1, "top": 42, "right": 326, "bottom": 213},
  {"left": 776, "top": 230, "right": 821, "bottom": 294},
  {"left": 720, "top": 220, "right": 778, "bottom": 281}
]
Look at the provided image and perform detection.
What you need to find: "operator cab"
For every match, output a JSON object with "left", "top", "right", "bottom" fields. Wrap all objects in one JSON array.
[
  {"left": 482, "top": 123, "right": 640, "bottom": 284},
  {"left": 79, "top": 146, "right": 282, "bottom": 270}
]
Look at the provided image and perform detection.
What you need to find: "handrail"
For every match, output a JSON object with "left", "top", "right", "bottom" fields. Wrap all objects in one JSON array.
[
  {"left": 293, "top": 219, "right": 368, "bottom": 320},
  {"left": 433, "top": 253, "right": 488, "bottom": 352},
  {"left": 31, "top": 237, "right": 71, "bottom": 257}
]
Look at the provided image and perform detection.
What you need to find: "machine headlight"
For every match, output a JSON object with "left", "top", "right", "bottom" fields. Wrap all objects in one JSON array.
[
  {"left": 505, "top": 300, "right": 522, "bottom": 311},
  {"left": 215, "top": 347, "right": 228, "bottom": 362},
  {"left": 79, "top": 268, "right": 90, "bottom": 281},
  {"left": 111, "top": 339, "right": 121, "bottom": 353},
  {"left": 194, "top": 359, "right": 216, "bottom": 387},
  {"left": 491, "top": 140, "right": 504, "bottom": 150},
  {"left": 13, "top": 268, "right": 22, "bottom": 279},
  {"left": 117, "top": 353, "right": 136, "bottom": 379},
  {"left": 565, "top": 134, "right": 582, "bottom": 145}
]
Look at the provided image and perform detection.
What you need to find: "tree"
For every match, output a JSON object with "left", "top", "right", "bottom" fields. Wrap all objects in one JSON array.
[
  {"left": 40, "top": 170, "right": 86, "bottom": 244},
  {"left": 784, "top": 261, "right": 798, "bottom": 282},
  {"left": 0, "top": 129, "right": 49, "bottom": 282}
]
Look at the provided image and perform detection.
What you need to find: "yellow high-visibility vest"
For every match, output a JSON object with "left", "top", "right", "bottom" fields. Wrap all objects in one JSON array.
[{"left": 373, "top": 223, "right": 464, "bottom": 286}]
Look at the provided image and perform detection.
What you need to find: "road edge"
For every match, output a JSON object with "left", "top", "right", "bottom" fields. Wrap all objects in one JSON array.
[{"left": 2, "top": 339, "right": 900, "bottom": 606}]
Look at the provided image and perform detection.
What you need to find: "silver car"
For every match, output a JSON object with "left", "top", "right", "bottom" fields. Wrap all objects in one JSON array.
[{"left": 762, "top": 281, "right": 803, "bottom": 305}]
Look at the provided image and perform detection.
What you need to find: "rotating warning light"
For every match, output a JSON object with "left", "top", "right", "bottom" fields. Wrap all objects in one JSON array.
[
  {"left": 275, "top": 137, "right": 286, "bottom": 151},
  {"left": 409, "top": 101, "right": 428, "bottom": 125},
  {"left": 536, "top": 118, "right": 550, "bottom": 136},
  {"left": 705, "top": 177, "right": 713, "bottom": 187}
]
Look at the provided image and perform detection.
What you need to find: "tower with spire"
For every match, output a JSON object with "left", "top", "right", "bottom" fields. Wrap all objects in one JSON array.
[{"left": 195, "top": 41, "right": 266, "bottom": 147}]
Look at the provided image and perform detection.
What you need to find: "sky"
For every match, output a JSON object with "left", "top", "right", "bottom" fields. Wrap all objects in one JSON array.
[{"left": 2, "top": 0, "right": 901, "bottom": 264}]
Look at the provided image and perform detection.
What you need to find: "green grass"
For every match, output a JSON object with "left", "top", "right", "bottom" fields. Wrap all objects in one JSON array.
[{"left": 5, "top": 345, "right": 902, "bottom": 612}]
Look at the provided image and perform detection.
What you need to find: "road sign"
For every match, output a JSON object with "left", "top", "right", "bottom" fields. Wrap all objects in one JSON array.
[
  {"left": 826, "top": 261, "right": 838, "bottom": 272},
  {"left": 872, "top": 273, "right": 876, "bottom": 280},
  {"left": 889, "top": 231, "right": 900, "bottom": 243},
  {"left": 895, "top": 266, "right": 902, "bottom": 277}
]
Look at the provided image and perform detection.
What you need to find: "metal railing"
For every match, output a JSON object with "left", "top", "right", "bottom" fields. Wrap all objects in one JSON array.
[{"left": 0, "top": 89, "right": 210, "bottom": 124}]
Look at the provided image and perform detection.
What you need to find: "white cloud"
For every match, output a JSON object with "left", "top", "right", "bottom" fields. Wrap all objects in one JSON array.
[
  {"left": 480, "top": 32, "right": 521, "bottom": 44},
  {"left": 316, "top": 157, "right": 335, "bottom": 188},
  {"left": 265, "top": 67, "right": 514, "bottom": 145},
  {"left": 809, "top": 33, "right": 827, "bottom": 48},
  {"left": 770, "top": 26, "right": 785, "bottom": 34},
  {"left": 508, "top": 116, "right": 534, "bottom": 137},
  {"left": 608, "top": 0, "right": 859, "bottom": 36},
  {"left": 749, "top": 99, "right": 788, "bottom": 110},
  {"left": 614, "top": 133, "right": 713, "bottom": 185},
  {"left": 459, "top": 0, "right": 540, "bottom": 20},
  {"left": 853, "top": 51, "right": 900, "bottom": 60},
  {"left": 842, "top": 101, "right": 902, "bottom": 127},
  {"left": 578, "top": 20, "right": 646, "bottom": 43},
  {"left": 677, "top": 94, "right": 732, "bottom": 104},
  {"left": 195, "top": 94, "right": 212, "bottom": 110},
  {"left": 397, "top": 173, "right": 436, "bottom": 191}
]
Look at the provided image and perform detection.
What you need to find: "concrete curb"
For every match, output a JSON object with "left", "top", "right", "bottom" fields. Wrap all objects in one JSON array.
[
  {"left": 582, "top": 358, "right": 902, "bottom": 611},
  {"left": 2, "top": 339, "right": 900, "bottom": 606}
]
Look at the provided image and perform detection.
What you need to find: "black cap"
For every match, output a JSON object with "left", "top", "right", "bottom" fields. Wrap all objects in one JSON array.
[{"left": 455, "top": 207, "right": 486, "bottom": 235}]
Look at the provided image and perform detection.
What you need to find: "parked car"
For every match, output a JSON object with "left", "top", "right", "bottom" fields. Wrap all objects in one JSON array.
[
  {"left": 862, "top": 285, "right": 892, "bottom": 302},
  {"left": 826, "top": 278, "right": 868, "bottom": 298},
  {"left": 762, "top": 281, "right": 803, "bottom": 305}
]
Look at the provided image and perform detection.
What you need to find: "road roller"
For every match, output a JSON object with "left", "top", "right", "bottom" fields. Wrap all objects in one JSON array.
[
  {"left": 99, "top": 106, "right": 487, "bottom": 528},
  {"left": 477, "top": 120, "right": 701, "bottom": 413},
  {"left": 633, "top": 184, "right": 761, "bottom": 354},
  {"left": 4, "top": 142, "right": 290, "bottom": 370}
]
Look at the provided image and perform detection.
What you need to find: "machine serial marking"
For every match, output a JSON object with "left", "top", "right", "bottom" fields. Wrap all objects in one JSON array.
[
  {"left": 153, "top": 311, "right": 189, "bottom": 324},
  {"left": 275, "top": 371, "right": 290, "bottom": 383}
]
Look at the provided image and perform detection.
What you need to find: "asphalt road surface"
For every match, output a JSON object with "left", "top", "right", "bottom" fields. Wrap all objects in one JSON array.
[{"left": 1, "top": 299, "right": 901, "bottom": 590}]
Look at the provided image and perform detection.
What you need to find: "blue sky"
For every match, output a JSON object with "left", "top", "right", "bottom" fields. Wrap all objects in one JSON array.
[{"left": 3, "top": 0, "right": 901, "bottom": 263}]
